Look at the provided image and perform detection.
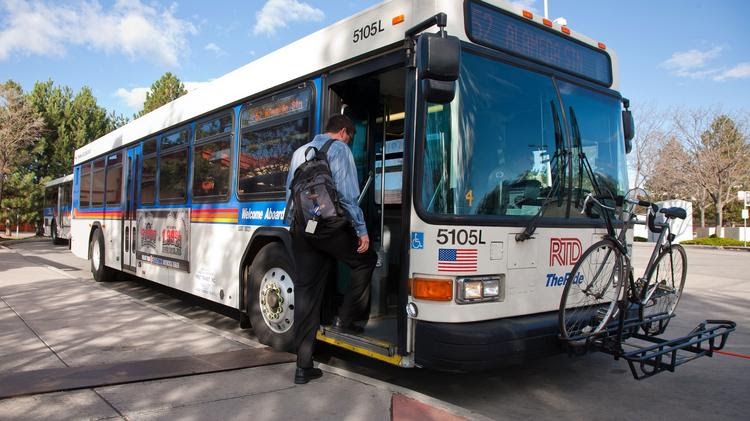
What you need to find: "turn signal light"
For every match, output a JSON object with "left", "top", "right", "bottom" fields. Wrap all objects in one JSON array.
[
  {"left": 392, "top": 14, "right": 405, "bottom": 25},
  {"left": 412, "top": 278, "right": 453, "bottom": 301}
]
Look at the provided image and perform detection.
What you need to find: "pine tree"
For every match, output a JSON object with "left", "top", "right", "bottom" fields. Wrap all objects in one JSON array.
[{"left": 138, "top": 72, "right": 188, "bottom": 117}]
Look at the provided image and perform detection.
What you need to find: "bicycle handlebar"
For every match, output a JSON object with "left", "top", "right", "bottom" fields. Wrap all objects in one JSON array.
[{"left": 583, "top": 193, "right": 664, "bottom": 234}]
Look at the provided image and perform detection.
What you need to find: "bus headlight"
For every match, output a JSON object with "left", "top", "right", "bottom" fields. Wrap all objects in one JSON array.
[{"left": 456, "top": 276, "right": 504, "bottom": 304}]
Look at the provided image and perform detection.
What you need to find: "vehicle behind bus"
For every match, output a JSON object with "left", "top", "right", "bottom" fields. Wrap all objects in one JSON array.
[{"left": 43, "top": 174, "right": 73, "bottom": 244}]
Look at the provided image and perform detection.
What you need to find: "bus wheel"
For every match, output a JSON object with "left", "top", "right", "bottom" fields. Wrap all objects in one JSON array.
[
  {"left": 247, "top": 242, "right": 295, "bottom": 352},
  {"left": 90, "top": 228, "right": 114, "bottom": 282}
]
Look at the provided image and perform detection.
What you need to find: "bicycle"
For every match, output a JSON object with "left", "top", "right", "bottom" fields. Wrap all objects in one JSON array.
[{"left": 558, "top": 188, "right": 688, "bottom": 345}]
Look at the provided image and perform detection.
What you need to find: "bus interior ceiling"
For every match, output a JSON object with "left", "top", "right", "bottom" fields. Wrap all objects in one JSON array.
[{"left": 326, "top": 67, "right": 405, "bottom": 340}]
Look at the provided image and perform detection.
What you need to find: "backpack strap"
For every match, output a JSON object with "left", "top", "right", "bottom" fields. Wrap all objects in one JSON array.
[{"left": 319, "top": 138, "right": 336, "bottom": 156}]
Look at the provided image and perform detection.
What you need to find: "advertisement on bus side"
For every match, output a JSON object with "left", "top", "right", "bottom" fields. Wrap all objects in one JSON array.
[{"left": 135, "top": 208, "right": 191, "bottom": 272}]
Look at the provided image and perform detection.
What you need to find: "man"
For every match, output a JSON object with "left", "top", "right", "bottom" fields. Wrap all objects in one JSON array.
[{"left": 285, "top": 114, "right": 377, "bottom": 384}]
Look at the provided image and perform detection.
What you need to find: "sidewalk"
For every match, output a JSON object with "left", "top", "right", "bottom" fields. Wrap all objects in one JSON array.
[{"left": 0, "top": 245, "right": 488, "bottom": 420}]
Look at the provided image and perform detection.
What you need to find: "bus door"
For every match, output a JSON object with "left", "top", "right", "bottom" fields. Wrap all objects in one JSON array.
[
  {"left": 122, "top": 146, "right": 141, "bottom": 272},
  {"left": 326, "top": 60, "right": 406, "bottom": 337}
]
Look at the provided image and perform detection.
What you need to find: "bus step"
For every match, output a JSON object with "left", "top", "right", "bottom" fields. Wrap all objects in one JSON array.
[
  {"left": 613, "top": 319, "right": 736, "bottom": 380},
  {"left": 318, "top": 325, "right": 397, "bottom": 358}
]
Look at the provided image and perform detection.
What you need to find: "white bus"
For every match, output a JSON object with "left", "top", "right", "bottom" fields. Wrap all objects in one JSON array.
[
  {"left": 43, "top": 174, "right": 73, "bottom": 244},
  {"left": 71, "top": 0, "right": 633, "bottom": 371}
]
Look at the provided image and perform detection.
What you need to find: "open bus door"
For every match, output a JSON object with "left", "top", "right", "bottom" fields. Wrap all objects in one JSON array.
[{"left": 315, "top": 56, "right": 408, "bottom": 364}]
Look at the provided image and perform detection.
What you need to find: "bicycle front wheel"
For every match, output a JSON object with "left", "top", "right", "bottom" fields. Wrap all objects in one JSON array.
[
  {"left": 640, "top": 244, "right": 687, "bottom": 335},
  {"left": 559, "top": 239, "right": 624, "bottom": 342}
]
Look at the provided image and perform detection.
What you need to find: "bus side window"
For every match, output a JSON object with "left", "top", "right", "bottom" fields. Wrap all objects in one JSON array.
[
  {"left": 80, "top": 163, "right": 92, "bottom": 208},
  {"left": 105, "top": 152, "right": 123, "bottom": 206},
  {"left": 193, "top": 112, "right": 233, "bottom": 201},
  {"left": 91, "top": 158, "right": 106, "bottom": 208},
  {"left": 159, "top": 128, "right": 190, "bottom": 204},
  {"left": 237, "top": 86, "right": 312, "bottom": 199}
]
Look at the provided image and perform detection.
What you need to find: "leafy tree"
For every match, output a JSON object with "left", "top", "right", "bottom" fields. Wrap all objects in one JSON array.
[
  {"left": 0, "top": 171, "right": 44, "bottom": 233},
  {"left": 672, "top": 109, "right": 750, "bottom": 233},
  {"left": 27, "top": 80, "right": 124, "bottom": 181},
  {"left": 138, "top": 72, "right": 187, "bottom": 117},
  {"left": 0, "top": 80, "right": 45, "bottom": 205}
]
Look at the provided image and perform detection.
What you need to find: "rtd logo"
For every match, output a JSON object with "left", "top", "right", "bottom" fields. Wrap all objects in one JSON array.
[{"left": 549, "top": 238, "right": 582, "bottom": 267}]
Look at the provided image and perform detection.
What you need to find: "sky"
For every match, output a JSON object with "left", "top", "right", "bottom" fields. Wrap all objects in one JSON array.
[{"left": 1, "top": 0, "right": 748, "bottom": 118}]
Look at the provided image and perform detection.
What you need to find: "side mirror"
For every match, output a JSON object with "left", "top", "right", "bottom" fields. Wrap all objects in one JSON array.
[
  {"left": 417, "top": 32, "right": 460, "bottom": 103},
  {"left": 622, "top": 109, "right": 634, "bottom": 154}
]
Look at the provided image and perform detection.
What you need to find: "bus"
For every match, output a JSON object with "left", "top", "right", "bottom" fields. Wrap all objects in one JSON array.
[
  {"left": 43, "top": 174, "right": 73, "bottom": 244},
  {"left": 71, "top": 0, "right": 634, "bottom": 371}
]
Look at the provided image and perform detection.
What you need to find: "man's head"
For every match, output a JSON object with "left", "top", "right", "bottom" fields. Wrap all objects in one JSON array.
[{"left": 325, "top": 114, "right": 356, "bottom": 144}]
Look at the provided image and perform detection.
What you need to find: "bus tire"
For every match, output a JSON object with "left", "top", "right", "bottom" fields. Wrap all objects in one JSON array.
[
  {"left": 90, "top": 228, "right": 114, "bottom": 282},
  {"left": 246, "top": 242, "right": 295, "bottom": 352}
]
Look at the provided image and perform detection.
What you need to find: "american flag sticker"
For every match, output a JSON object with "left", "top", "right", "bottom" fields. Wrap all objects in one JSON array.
[{"left": 438, "top": 248, "right": 478, "bottom": 272}]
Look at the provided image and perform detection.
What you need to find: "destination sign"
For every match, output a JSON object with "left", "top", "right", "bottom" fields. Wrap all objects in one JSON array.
[{"left": 467, "top": 1, "right": 612, "bottom": 86}]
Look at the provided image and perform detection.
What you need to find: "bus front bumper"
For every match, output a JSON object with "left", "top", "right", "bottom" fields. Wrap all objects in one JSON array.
[{"left": 414, "top": 311, "right": 562, "bottom": 372}]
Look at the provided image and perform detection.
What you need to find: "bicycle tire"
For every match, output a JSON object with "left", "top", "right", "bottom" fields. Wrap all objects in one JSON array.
[
  {"left": 639, "top": 244, "right": 687, "bottom": 335},
  {"left": 559, "top": 238, "right": 624, "bottom": 342}
]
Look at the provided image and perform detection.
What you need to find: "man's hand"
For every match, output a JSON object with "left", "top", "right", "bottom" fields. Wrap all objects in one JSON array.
[{"left": 357, "top": 234, "right": 370, "bottom": 253}]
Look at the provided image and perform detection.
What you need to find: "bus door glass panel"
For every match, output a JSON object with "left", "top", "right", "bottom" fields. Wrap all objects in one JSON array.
[
  {"left": 421, "top": 52, "right": 565, "bottom": 218},
  {"left": 374, "top": 91, "right": 406, "bottom": 205},
  {"left": 124, "top": 147, "right": 140, "bottom": 270}
]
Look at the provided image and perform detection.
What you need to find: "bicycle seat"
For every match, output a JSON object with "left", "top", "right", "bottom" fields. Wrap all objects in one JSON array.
[{"left": 660, "top": 207, "right": 686, "bottom": 220}]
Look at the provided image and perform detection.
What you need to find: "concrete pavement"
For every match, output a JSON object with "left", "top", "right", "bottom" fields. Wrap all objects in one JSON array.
[{"left": 0, "top": 245, "right": 488, "bottom": 421}]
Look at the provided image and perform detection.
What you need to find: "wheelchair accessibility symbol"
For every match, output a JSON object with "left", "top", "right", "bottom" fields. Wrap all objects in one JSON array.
[{"left": 411, "top": 232, "right": 424, "bottom": 249}]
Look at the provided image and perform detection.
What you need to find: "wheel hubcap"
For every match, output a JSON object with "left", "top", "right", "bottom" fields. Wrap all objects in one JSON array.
[
  {"left": 92, "top": 238, "right": 100, "bottom": 271},
  {"left": 259, "top": 268, "right": 294, "bottom": 333}
]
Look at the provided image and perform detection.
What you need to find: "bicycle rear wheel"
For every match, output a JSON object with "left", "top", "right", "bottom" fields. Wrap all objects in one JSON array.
[
  {"left": 640, "top": 244, "right": 687, "bottom": 335},
  {"left": 559, "top": 239, "right": 624, "bottom": 343}
]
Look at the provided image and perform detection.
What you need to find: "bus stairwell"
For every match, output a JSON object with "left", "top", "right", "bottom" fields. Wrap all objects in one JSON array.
[{"left": 565, "top": 306, "right": 736, "bottom": 380}]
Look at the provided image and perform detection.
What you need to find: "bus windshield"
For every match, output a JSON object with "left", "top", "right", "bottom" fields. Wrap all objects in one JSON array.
[{"left": 421, "top": 51, "right": 628, "bottom": 219}]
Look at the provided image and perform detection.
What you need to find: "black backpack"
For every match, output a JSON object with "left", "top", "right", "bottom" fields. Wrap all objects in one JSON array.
[{"left": 288, "top": 139, "right": 348, "bottom": 238}]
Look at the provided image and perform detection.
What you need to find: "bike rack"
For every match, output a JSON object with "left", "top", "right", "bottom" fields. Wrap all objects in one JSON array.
[
  {"left": 616, "top": 320, "right": 736, "bottom": 380},
  {"left": 562, "top": 309, "right": 736, "bottom": 380}
]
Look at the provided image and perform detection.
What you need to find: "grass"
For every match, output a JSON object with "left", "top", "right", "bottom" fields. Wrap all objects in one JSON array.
[{"left": 681, "top": 237, "right": 748, "bottom": 247}]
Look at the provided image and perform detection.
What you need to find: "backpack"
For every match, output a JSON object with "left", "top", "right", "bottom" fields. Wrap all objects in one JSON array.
[{"left": 288, "top": 139, "right": 348, "bottom": 239}]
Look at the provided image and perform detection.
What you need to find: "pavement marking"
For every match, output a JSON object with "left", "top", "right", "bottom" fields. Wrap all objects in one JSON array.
[
  {"left": 317, "top": 363, "right": 495, "bottom": 421},
  {"left": 0, "top": 348, "right": 295, "bottom": 400},
  {"left": 0, "top": 296, "right": 70, "bottom": 368},
  {"left": 391, "top": 393, "right": 469, "bottom": 421},
  {"left": 713, "top": 349, "right": 750, "bottom": 360}
]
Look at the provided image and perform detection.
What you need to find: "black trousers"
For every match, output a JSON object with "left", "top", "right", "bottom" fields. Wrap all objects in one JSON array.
[{"left": 292, "top": 226, "right": 377, "bottom": 368}]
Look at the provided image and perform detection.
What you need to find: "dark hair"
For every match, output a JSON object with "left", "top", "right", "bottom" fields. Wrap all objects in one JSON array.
[{"left": 325, "top": 114, "right": 355, "bottom": 135}]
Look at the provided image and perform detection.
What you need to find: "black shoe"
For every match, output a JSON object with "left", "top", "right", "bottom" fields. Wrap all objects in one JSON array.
[
  {"left": 294, "top": 367, "right": 323, "bottom": 384},
  {"left": 331, "top": 316, "right": 364, "bottom": 335}
]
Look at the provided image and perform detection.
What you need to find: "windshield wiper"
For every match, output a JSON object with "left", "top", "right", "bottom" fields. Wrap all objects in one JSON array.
[{"left": 516, "top": 102, "right": 568, "bottom": 242}]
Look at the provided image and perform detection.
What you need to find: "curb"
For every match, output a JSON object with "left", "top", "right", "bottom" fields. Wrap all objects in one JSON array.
[{"left": 681, "top": 244, "right": 750, "bottom": 252}]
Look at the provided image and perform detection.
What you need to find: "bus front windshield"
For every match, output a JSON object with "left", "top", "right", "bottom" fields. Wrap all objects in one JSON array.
[{"left": 421, "top": 51, "right": 628, "bottom": 219}]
